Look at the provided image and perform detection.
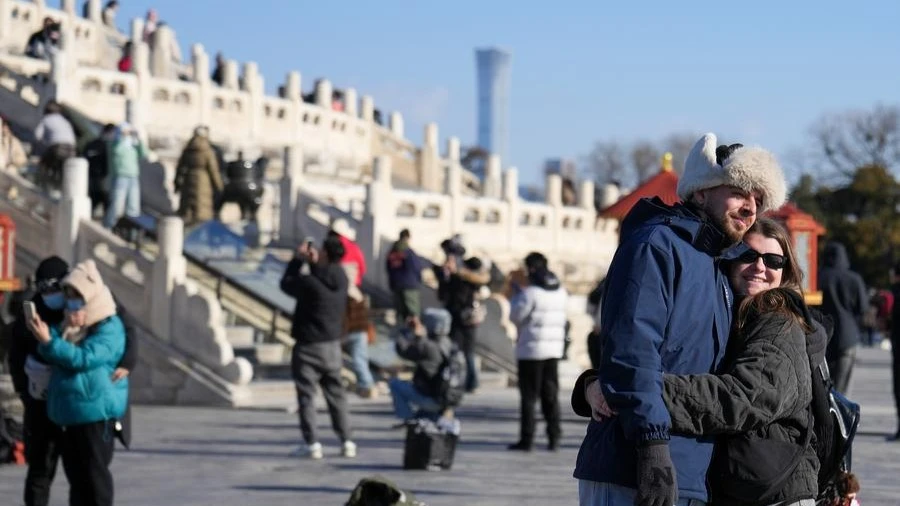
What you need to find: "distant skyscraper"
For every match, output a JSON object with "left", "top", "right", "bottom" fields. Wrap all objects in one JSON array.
[{"left": 475, "top": 48, "right": 512, "bottom": 178}]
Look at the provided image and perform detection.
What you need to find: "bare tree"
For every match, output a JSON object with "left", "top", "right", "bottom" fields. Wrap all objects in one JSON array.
[
  {"left": 811, "top": 103, "right": 900, "bottom": 176},
  {"left": 630, "top": 140, "right": 660, "bottom": 183},
  {"left": 662, "top": 133, "right": 697, "bottom": 174},
  {"left": 585, "top": 140, "right": 627, "bottom": 185}
]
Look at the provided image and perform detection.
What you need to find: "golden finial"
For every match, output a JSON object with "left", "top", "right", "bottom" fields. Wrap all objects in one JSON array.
[{"left": 661, "top": 152, "right": 673, "bottom": 172}]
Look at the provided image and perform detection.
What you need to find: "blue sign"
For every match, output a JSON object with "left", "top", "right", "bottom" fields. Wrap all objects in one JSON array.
[{"left": 183, "top": 221, "right": 247, "bottom": 261}]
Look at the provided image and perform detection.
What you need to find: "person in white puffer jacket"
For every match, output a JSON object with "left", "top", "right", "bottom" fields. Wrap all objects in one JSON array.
[{"left": 507, "top": 252, "right": 569, "bottom": 452}]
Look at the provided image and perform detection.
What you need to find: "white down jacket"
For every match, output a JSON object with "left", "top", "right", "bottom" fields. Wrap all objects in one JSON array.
[{"left": 509, "top": 270, "right": 568, "bottom": 360}]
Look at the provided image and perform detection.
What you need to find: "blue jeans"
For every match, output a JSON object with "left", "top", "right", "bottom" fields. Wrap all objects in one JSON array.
[
  {"left": 388, "top": 378, "right": 440, "bottom": 420},
  {"left": 578, "top": 481, "right": 707, "bottom": 506},
  {"left": 104, "top": 176, "right": 141, "bottom": 228},
  {"left": 345, "top": 331, "right": 374, "bottom": 389}
]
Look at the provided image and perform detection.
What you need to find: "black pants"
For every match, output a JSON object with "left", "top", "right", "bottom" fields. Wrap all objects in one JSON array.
[
  {"left": 828, "top": 346, "right": 857, "bottom": 394},
  {"left": 450, "top": 320, "right": 478, "bottom": 392},
  {"left": 60, "top": 421, "right": 115, "bottom": 506},
  {"left": 23, "top": 398, "right": 62, "bottom": 506},
  {"left": 892, "top": 332, "right": 900, "bottom": 430},
  {"left": 516, "top": 359, "right": 561, "bottom": 446}
]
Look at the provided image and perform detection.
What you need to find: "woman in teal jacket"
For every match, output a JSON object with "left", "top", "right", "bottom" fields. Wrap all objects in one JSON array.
[{"left": 27, "top": 259, "right": 127, "bottom": 506}]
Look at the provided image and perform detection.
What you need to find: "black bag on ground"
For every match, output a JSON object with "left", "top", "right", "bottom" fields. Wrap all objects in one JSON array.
[{"left": 403, "top": 418, "right": 459, "bottom": 471}]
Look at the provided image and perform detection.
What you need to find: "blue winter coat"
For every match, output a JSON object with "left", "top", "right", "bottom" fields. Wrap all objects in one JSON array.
[
  {"left": 573, "top": 198, "right": 747, "bottom": 502},
  {"left": 38, "top": 316, "right": 129, "bottom": 427},
  {"left": 385, "top": 241, "right": 425, "bottom": 291}
]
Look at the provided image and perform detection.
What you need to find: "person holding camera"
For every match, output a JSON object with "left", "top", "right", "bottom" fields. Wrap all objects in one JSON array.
[
  {"left": 434, "top": 237, "right": 489, "bottom": 393},
  {"left": 103, "top": 122, "right": 146, "bottom": 229},
  {"left": 388, "top": 310, "right": 454, "bottom": 421},
  {"left": 280, "top": 235, "right": 357, "bottom": 460}
]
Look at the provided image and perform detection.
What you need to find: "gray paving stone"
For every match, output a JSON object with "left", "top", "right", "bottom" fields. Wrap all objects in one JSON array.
[{"left": 0, "top": 347, "right": 897, "bottom": 505}]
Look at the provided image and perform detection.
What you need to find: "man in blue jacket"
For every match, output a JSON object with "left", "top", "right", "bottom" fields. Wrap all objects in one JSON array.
[
  {"left": 386, "top": 229, "right": 426, "bottom": 321},
  {"left": 572, "top": 133, "right": 787, "bottom": 506}
]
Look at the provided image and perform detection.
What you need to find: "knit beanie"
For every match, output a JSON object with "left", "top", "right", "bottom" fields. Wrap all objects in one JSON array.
[
  {"left": 35, "top": 256, "right": 69, "bottom": 283},
  {"left": 677, "top": 133, "right": 786, "bottom": 213},
  {"left": 62, "top": 260, "right": 117, "bottom": 328}
]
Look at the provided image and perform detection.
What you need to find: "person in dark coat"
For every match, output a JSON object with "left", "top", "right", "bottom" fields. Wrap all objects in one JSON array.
[
  {"left": 81, "top": 123, "right": 115, "bottom": 217},
  {"left": 819, "top": 241, "right": 867, "bottom": 393},
  {"left": 7, "top": 256, "right": 137, "bottom": 506},
  {"left": 571, "top": 134, "right": 787, "bottom": 506},
  {"left": 578, "top": 218, "right": 821, "bottom": 505},
  {"left": 280, "top": 234, "right": 355, "bottom": 460},
  {"left": 888, "top": 264, "right": 900, "bottom": 442},
  {"left": 385, "top": 229, "right": 425, "bottom": 321},
  {"left": 434, "top": 245, "right": 489, "bottom": 394}
]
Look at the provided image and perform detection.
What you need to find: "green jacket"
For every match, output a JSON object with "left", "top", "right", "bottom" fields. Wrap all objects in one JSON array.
[{"left": 106, "top": 137, "right": 145, "bottom": 178}]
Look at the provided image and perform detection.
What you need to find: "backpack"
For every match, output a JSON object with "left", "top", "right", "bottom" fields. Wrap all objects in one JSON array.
[
  {"left": 802, "top": 308, "right": 861, "bottom": 503},
  {"left": 810, "top": 361, "right": 861, "bottom": 503},
  {"left": 436, "top": 345, "right": 467, "bottom": 409},
  {"left": 0, "top": 413, "right": 24, "bottom": 466}
]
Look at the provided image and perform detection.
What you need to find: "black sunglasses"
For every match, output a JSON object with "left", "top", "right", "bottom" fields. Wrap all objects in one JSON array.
[{"left": 737, "top": 249, "right": 787, "bottom": 270}]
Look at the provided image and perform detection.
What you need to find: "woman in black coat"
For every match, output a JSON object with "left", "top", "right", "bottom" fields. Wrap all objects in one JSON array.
[{"left": 577, "top": 218, "right": 821, "bottom": 506}]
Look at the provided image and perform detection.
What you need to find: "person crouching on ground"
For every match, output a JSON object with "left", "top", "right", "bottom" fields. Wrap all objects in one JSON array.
[
  {"left": 26, "top": 260, "right": 128, "bottom": 506},
  {"left": 389, "top": 309, "right": 454, "bottom": 421}
]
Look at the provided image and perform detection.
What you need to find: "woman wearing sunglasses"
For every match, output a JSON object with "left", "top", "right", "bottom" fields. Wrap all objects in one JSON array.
[
  {"left": 576, "top": 218, "right": 825, "bottom": 506},
  {"left": 25, "top": 259, "right": 128, "bottom": 506}
]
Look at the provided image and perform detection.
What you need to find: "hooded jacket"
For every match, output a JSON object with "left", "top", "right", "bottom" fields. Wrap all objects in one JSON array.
[
  {"left": 572, "top": 197, "right": 747, "bottom": 503},
  {"left": 819, "top": 242, "right": 867, "bottom": 354},
  {"left": 280, "top": 258, "right": 349, "bottom": 343},
  {"left": 510, "top": 269, "right": 569, "bottom": 360},
  {"left": 663, "top": 288, "right": 821, "bottom": 505},
  {"left": 38, "top": 261, "right": 128, "bottom": 426}
]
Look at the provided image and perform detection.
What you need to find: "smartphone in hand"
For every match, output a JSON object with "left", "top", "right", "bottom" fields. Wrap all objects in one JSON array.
[{"left": 23, "top": 301, "right": 37, "bottom": 321}]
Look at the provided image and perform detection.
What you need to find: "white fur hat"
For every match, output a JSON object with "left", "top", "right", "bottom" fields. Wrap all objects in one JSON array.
[{"left": 677, "top": 133, "right": 786, "bottom": 213}]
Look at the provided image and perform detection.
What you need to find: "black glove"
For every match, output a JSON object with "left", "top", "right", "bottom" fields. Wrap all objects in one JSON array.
[{"left": 636, "top": 441, "right": 678, "bottom": 506}]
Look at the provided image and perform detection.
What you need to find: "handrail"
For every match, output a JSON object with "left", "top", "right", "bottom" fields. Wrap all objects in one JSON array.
[{"left": 122, "top": 213, "right": 293, "bottom": 344}]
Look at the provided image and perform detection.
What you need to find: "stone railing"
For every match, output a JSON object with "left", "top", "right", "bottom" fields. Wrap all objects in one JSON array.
[
  {"left": 0, "top": 160, "right": 253, "bottom": 405},
  {"left": 0, "top": 0, "right": 482, "bottom": 192},
  {"left": 0, "top": 0, "right": 125, "bottom": 69},
  {"left": 280, "top": 149, "right": 620, "bottom": 292}
]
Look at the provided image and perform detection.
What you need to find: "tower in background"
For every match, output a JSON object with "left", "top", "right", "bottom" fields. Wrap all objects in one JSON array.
[{"left": 475, "top": 47, "right": 512, "bottom": 179}]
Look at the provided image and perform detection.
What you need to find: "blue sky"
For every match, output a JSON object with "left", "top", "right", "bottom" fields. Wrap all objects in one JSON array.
[{"left": 114, "top": 0, "right": 899, "bottom": 186}]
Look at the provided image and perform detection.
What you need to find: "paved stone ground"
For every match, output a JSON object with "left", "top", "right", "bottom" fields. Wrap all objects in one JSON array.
[{"left": 0, "top": 347, "right": 898, "bottom": 505}]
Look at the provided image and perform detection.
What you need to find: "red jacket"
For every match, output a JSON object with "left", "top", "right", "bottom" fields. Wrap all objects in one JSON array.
[{"left": 339, "top": 235, "right": 366, "bottom": 286}]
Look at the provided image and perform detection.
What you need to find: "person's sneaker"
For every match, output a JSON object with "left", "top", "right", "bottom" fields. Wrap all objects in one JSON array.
[
  {"left": 342, "top": 440, "right": 357, "bottom": 458},
  {"left": 357, "top": 387, "right": 379, "bottom": 399},
  {"left": 291, "top": 442, "right": 323, "bottom": 459}
]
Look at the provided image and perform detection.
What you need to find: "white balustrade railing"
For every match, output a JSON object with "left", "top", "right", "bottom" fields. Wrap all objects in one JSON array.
[
  {"left": 0, "top": 161, "right": 252, "bottom": 404},
  {"left": 0, "top": 0, "right": 483, "bottom": 193}
]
